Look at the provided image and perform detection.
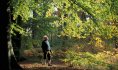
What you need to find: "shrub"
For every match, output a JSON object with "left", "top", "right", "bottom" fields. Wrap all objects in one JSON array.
[{"left": 62, "top": 50, "right": 111, "bottom": 70}]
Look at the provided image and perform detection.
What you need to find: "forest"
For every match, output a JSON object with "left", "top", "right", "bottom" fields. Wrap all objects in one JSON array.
[{"left": 0, "top": 0, "right": 118, "bottom": 70}]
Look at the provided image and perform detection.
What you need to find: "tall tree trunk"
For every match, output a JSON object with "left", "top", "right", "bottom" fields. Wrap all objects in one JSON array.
[
  {"left": 0, "top": 1, "right": 23, "bottom": 70},
  {"left": 0, "top": 0, "right": 9, "bottom": 70},
  {"left": 9, "top": 9, "right": 23, "bottom": 70},
  {"left": 11, "top": 16, "right": 22, "bottom": 61}
]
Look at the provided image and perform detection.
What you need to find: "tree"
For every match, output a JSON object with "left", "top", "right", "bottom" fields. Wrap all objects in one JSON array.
[
  {"left": 10, "top": 0, "right": 118, "bottom": 57},
  {"left": 0, "top": 0, "right": 9, "bottom": 70},
  {"left": 0, "top": 0, "right": 23, "bottom": 70}
]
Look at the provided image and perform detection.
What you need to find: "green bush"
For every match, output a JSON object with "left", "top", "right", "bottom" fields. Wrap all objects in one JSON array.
[{"left": 62, "top": 50, "right": 111, "bottom": 70}]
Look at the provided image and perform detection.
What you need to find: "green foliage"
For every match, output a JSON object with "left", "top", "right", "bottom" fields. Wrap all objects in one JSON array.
[
  {"left": 10, "top": 0, "right": 118, "bottom": 38},
  {"left": 51, "top": 0, "right": 118, "bottom": 40},
  {"left": 10, "top": 0, "right": 118, "bottom": 37},
  {"left": 62, "top": 50, "right": 118, "bottom": 70},
  {"left": 21, "top": 36, "right": 33, "bottom": 49},
  {"left": 10, "top": 23, "right": 26, "bottom": 35},
  {"left": 62, "top": 50, "right": 107, "bottom": 69},
  {"left": 10, "top": 0, "right": 35, "bottom": 22},
  {"left": 98, "top": 24, "right": 118, "bottom": 39}
]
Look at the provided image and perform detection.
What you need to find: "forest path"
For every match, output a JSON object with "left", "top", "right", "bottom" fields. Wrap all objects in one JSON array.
[{"left": 19, "top": 60, "right": 89, "bottom": 70}]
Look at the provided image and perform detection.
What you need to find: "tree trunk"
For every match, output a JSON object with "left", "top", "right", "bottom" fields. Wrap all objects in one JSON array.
[
  {"left": 8, "top": 34, "right": 23, "bottom": 70},
  {"left": 0, "top": 1, "right": 23, "bottom": 70},
  {"left": 11, "top": 16, "right": 22, "bottom": 61},
  {"left": 0, "top": 0, "right": 9, "bottom": 70},
  {"left": 9, "top": 8, "right": 23, "bottom": 70}
]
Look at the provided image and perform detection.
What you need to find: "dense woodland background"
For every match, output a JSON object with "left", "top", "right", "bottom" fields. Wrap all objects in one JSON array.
[{"left": 0, "top": 0, "right": 118, "bottom": 70}]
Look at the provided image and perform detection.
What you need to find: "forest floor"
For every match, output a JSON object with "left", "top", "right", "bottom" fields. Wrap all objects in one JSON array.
[
  {"left": 18, "top": 48, "right": 91, "bottom": 70},
  {"left": 18, "top": 57, "right": 90, "bottom": 70}
]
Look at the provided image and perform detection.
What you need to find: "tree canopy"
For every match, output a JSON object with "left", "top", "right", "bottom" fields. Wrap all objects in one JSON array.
[{"left": 10, "top": 0, "right": 118, "bottom": 39}]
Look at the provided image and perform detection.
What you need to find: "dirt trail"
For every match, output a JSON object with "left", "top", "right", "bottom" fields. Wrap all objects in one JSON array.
[{"left": 19, "top": 61, "right": 89, "bottom": 70}]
